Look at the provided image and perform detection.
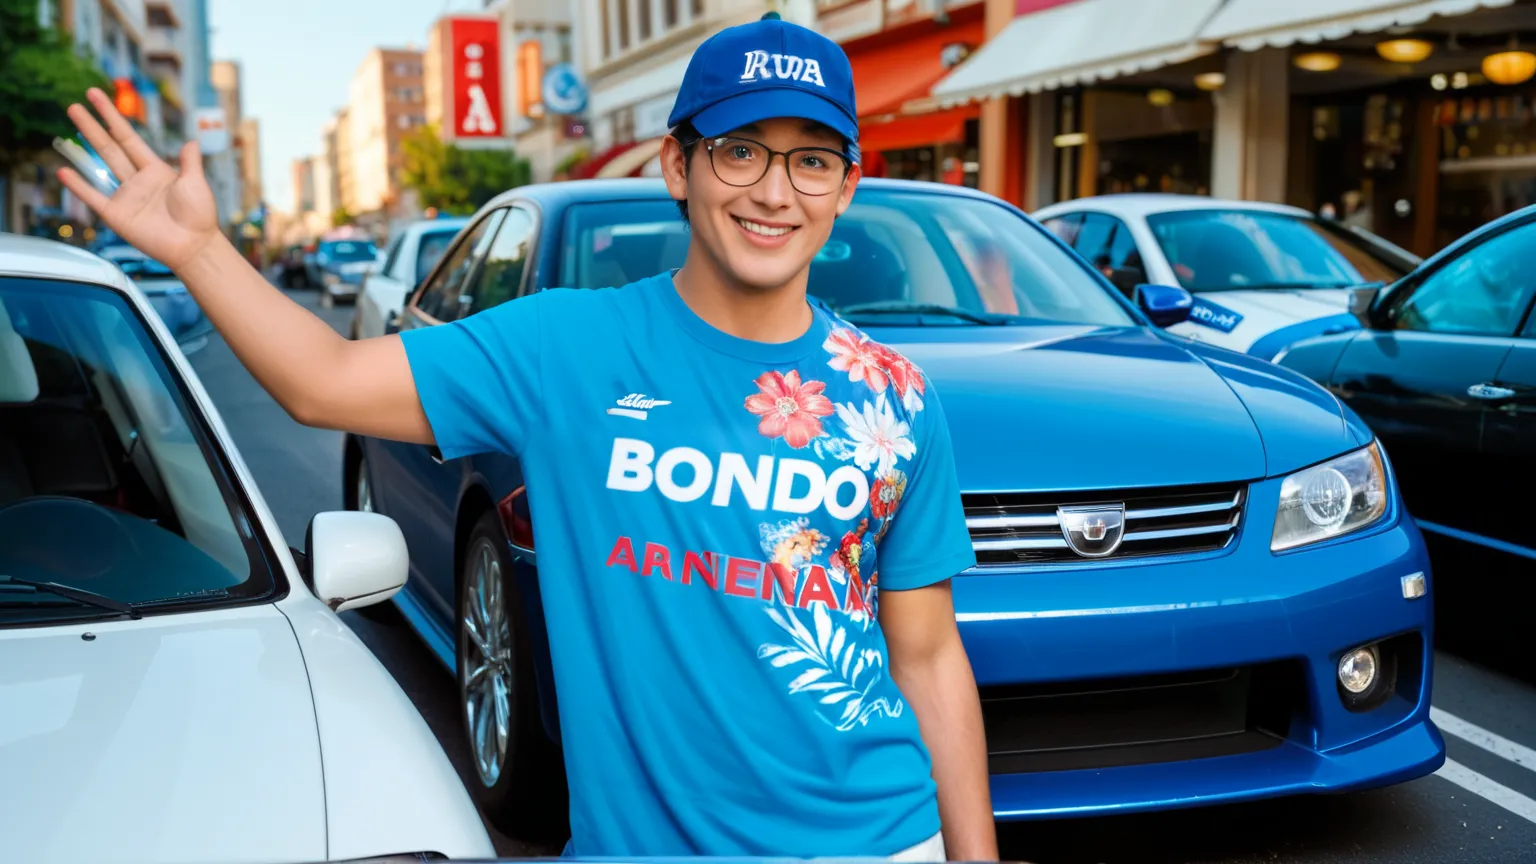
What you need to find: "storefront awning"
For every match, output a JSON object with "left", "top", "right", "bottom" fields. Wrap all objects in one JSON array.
[
  {"left": 932, "top": 0, "right": 1226, "bottom": 107},
  {"left": 859, "top": 105, "right": 979, "bottom": 153},
  {"left": 595, "top": 137, "right": 666, "bottom": 179},
  {"left": 1201, "top": 0, "right": 1516, "bottom": 51},
  {"left": 850, "top": 18, "right": 986, "bottom": 118}
]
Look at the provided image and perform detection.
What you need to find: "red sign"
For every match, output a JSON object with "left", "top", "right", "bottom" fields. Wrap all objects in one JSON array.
[{"left": 449, "top": 17, "right": 503, "bottom": 138}]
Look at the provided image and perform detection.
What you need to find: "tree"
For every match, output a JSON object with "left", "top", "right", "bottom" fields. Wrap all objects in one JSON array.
[
  {"left": 331, "top": 206, "right": 353, "bottom": 228},
  {"left": 400, "top": 123, "right": 531, "bottom": 216},
  {"left": 0, "top": 0, "right": 111, "bottom": 170}
]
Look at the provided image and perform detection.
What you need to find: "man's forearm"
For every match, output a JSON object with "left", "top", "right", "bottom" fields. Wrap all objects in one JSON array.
[
  {"left": 894, "top": 639, "right": 997, "bottom": 860},
  {"left": 177, "top": 237, "right": 351, "bottom": 422}
]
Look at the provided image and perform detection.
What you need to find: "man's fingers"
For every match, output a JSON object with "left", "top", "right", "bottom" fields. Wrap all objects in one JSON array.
[
  {"left": 178, "top": 140, "right": 203, "bottom": 178},
  {"left": 57, "top": 167, "right": 114, "bottom": 215},
  {"left": 67, "top": 101, "right": 136, "bottom": 182},
  {"left": 85, "top": 87, "right": 162, "bottom": 171}
]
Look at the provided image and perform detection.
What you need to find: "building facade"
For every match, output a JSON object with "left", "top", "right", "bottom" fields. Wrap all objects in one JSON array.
[
  {"left": 932, "top": 0, "right": 1536, "bottom": 256},
  {"left": 572, "top": 0, "right": 763, "bottom": 178},
  {"left": 347, "top": 48, "right": 426, "bottom": 229}
]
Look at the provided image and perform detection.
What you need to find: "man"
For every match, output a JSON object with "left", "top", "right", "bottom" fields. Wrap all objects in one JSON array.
[{"left": 58, "top": 13, "right": 995, "bottom": 860}]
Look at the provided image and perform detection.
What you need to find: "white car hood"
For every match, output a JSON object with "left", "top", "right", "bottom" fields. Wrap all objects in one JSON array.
[
  {"left": 1202, "top": 287, "right": 1352, "bottom": 318},
  {"left": 1173, "top": 287, "right": 1354, "bottom": 351},
  {"left": 0, "top": 605, "right": 326, "bottom": 864}
]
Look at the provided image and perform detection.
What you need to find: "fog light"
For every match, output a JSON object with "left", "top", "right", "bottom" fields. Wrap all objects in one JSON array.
[
  {"left": 1402, "top": 572, "right": 1426, "bottom": 599},
  {"left": 1338, "top": 645, "right": 1379, "bottom": 694}
]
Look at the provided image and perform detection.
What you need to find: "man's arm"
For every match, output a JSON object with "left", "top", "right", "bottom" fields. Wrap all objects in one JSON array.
[
  {"left": 882, "top": 581, "right": 997, "bottom": 861},
  {"left": 58, "top": 88, "right": 433, "bottom": 444}
]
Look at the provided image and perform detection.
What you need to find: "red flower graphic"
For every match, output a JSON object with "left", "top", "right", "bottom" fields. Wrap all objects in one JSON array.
[
  {"left": 876, "top": 345, "right": 926, "bottom": 403},
  {"left": 870, "top": 470, "right": 907, "bottom": 519},
  {"left": 831, "top": 531, "right": 863, "bottom": 582},
  {"left": 825, "top": 329, "right": 890, "bottom": 392},
  {"left": 745, "top": 370, "right": 834, "bottom": 448}
]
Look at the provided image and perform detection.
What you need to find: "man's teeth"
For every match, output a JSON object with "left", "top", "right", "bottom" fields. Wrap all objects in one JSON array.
[{"left": 736, "top": 218, "right": 793, "bottom": 237}]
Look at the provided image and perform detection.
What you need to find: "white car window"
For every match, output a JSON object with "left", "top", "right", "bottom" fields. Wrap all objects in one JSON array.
[{"left": 0, "top": 277, "right": 276, "bottom": 624}]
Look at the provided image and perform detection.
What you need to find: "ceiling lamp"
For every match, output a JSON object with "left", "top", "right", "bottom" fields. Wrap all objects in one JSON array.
[
  {"left": 1376, "top": 38, "right": 1433, "bottom": 64},
  {"left": 1147, "top": 88, "right": 1175, "bottom": 107},
  {"left": 1194, "top": 72, "right": 1226, "bottom": 91},
  {"left": 1484, "top": 37, "right": 1536, "bottom": 85},
  {"left": 1293, "top": 52, "right": 1342, "bottom": 72}
]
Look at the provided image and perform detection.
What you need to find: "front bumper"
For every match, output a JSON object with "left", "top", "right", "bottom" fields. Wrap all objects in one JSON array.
[{"left": 955, "top": 473, "right": 1443, "bottom": 819}]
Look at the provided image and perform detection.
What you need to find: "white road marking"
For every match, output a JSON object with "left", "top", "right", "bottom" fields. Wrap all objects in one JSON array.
[
  {"left": 1435, "top": 759, "right": 1536, "bottom": 825},
  {"left": 1432, "top": 706, "right": 1536, "bottom": 775}
]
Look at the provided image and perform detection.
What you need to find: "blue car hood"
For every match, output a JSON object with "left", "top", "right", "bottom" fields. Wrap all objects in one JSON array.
[{"left": 881, "top": 325, "right": 1353, "bottom": 493}]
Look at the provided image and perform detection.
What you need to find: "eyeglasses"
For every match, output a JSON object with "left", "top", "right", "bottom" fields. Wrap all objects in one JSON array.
[{"left": 703, "top": 136, "right": 851, "bottom": 196}]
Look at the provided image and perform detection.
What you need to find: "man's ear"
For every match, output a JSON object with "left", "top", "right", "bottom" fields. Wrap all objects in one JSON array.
[
  {"left": 835, "top": 163, "right": 862, "bottom": 217},
  {"left": 661, "top": 136, "right": 690, "bottom": 203}
]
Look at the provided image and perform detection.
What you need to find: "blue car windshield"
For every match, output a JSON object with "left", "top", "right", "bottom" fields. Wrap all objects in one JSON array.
[
  {"left": 0, "top": 277, "right": 277, "bottom": 625},
  {"left": 320, "top": 240, "right": 377, "bottom": 262},
  {"left": 558, "top": 190, "right": 1135, "bottom": 328},
  {"left": 1147, "top": 210, "right": 1406, "bottom": 292}
]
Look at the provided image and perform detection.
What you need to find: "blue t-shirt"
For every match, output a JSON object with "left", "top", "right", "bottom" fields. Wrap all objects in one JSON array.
[{"left": 401, "top": 273, "right": 976, "bottom": 857}]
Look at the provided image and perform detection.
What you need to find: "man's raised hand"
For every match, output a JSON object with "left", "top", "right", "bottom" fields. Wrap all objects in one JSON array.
[{"left": 58, "top": 87, "right": 221, "bottom": 270}]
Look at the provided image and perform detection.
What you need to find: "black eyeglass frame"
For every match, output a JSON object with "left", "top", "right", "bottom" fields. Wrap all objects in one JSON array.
[{"left": 701, "top": 135, "right": 854, "bottom": 196}]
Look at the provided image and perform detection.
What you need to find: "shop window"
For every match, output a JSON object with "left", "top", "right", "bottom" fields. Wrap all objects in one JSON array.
[
  {"left": 638, "top": 0, "right": 653, "bottom": 41},
  {"left": 690, "top": 0, "right": 703, "bottom": 20},
  {"left": 1392, "top": 221, "right": 1536, "bottom": 338},
  {"left": 616, "top": 0, "right": 630, "bottom": 50},
  {"left": 664, "top": 0, "right": 678, "bottom": 28}
]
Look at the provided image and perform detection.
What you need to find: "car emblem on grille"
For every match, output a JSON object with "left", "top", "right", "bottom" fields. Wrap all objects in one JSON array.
[{"left": 1057, "top": 504, "right": 1127, "bottom": 558}]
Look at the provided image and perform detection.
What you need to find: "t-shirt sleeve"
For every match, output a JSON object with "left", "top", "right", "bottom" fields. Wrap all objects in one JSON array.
[
  {"left": 875, "top": 381, "right": 977, "bottom": 591},
  {"left": 400, "top": 292, "right": 545, "bottom": 461}
]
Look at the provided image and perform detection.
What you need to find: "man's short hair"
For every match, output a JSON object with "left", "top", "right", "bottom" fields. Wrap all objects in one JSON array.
[{"left": 670, "top": 122, "right": 703, "bottom": 223}]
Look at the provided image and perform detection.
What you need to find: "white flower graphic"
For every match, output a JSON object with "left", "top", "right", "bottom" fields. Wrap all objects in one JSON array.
[{"left": 835, "top": 395, "right": 916, "bottom": 475}]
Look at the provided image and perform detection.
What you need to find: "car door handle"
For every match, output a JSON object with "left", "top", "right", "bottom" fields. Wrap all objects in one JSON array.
[{"left": 1467, "top": 382, "right": 1516, "bottom": 400}]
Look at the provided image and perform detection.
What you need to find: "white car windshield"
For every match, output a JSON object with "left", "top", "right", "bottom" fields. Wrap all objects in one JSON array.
[
  {"left": 0, "top": 277, "right": 277, "bottom": 624},
  {"left": 558, "top": 189, "right": 1136, "bottom": 328},
  {"left": 1147, "top": 210, "right": 1408, "bottom": 292}
]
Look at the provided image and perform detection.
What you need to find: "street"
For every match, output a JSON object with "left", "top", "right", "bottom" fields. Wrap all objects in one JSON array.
[{"left": 189, "top": 286, "right": 1536, "bottom": 864}]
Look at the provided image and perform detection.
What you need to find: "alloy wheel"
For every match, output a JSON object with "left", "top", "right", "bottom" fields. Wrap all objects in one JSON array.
[{"left": 460, "top": 538, "right": 514, "bottom": 788}]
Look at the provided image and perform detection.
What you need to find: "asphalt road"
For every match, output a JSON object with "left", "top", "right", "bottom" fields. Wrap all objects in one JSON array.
[{"left": 189, "top": 286, "right": 1536, "bottom": 864}]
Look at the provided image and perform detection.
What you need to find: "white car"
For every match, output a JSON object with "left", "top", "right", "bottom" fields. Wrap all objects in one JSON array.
[
  {"left": 0, "top": 235, "right": 495, "bottom": 864},
  {"left": 352, "top": 217, "right": 469, "bottom": 339},
  {"left": 1033, "top": 195, "right": 1421, "bottom": 359}
]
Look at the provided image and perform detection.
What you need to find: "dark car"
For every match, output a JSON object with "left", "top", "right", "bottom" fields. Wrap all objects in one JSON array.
[
  {"left": 349, "top": 179, "right": 1439, "bottom": 838},
  {"left": 1277, "top": 203, "right": 1536, "bottom": 653}
]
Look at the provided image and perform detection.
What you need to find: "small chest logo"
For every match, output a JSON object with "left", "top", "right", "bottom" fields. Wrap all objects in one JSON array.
[
  {"left": 608, "top": 393, "right": 671, "bottom": 420},
  {"left": 740, "top": 50, "right": 826, "bottom": 87}
]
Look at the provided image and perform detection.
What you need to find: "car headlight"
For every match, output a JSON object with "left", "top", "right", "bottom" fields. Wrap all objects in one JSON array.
[{"left": 1271, "top": 442, "right": 1389, "bottom": 551}]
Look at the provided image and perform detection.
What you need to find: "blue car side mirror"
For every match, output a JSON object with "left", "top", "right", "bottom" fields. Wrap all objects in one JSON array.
[{"left": 1134, "top": 283, "right": 1194, "bottom": 327}]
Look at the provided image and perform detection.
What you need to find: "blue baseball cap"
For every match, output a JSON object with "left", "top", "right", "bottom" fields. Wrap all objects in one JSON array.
[{"left": 668, "top": 12, "right": 859, "bottom": 153}]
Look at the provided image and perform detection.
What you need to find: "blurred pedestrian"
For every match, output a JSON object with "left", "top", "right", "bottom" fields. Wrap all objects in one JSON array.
[{"left": 55, "top": 11, "right": 993, "bottom": 864}]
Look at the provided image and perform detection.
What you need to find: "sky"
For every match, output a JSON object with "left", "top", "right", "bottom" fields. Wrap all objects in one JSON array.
[{"left": 208, "top": 0, "right": 488, "bottom": 214}]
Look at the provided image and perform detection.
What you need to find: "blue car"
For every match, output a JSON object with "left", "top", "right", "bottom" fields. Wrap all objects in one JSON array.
[{"left": 347, "top": 178, "right": 1443, "bottom": 836}]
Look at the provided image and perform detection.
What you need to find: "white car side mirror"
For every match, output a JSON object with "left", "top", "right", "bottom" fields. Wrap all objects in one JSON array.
[{"left": 305, "top": 511, "right": 408, "bottom": 612}]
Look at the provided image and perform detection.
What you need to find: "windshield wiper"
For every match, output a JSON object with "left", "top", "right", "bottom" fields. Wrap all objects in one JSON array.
[
  {"left": 835, "top": 301, "right": 1007, "bottom": 325},
  {"left": 0, "top": 575, "right": 142, "bottom": 619}
]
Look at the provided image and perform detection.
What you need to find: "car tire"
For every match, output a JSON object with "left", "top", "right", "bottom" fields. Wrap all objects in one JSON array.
[
  {"left": 342, "top": 450, "right": 399, "bottom": 623},
  {"left": 459, "top": 511, "right": 568, "bottom": 840}
]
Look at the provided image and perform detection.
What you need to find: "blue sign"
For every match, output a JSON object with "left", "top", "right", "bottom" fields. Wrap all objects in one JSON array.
[
  {"left": 542, "top": 63, "right": 588, "bottom": 115},
  {"left": 1188, "top": 298, "right": 1245, "bottom": 334}
]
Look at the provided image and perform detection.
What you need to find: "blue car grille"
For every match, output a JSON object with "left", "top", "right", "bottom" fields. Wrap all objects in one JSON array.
[{"left": 964, "top": 482, "right": 1247, "bottom": 565}]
